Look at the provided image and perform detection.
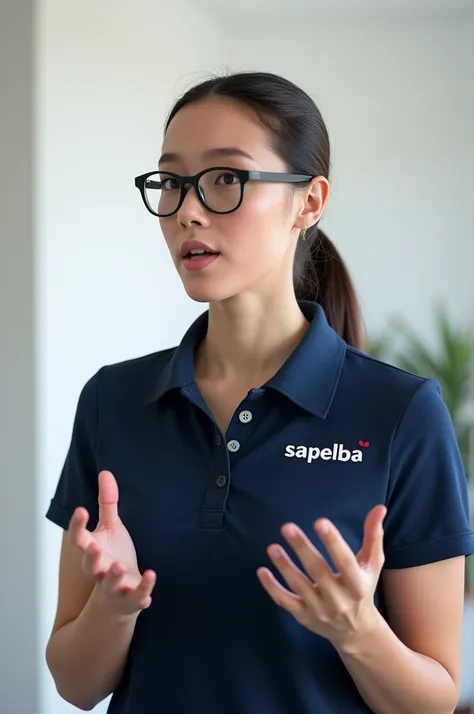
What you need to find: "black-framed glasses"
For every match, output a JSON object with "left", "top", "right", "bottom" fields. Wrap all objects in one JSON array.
[{"left": 134, "top": 166, "right": 313, "bottom": 218}]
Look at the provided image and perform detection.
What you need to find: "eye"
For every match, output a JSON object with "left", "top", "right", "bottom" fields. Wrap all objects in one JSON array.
[
  {"left": 161, "top": 177, "right": 181, "bottom": 191},
  {"left": 215, "top": 172, "right": 239, "bottom": 186}
]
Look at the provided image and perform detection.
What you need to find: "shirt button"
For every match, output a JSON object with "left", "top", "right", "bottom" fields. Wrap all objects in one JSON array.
[
  {"left": 239, "top": 410, "right": 253, "bottom": 424},
  {"left": 227, "top": 439, "right": 241, "bottom": 453},
  {"left": 216, "top": 475, "right": 227, "bottom": 488},
  {"left": 215, "top": 434, "right": 222, "bottom": 446}
]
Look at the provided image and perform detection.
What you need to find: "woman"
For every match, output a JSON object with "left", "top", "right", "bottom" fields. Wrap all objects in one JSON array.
[{"left": 45, "top": 71, "right": 474, "bottom": 714}]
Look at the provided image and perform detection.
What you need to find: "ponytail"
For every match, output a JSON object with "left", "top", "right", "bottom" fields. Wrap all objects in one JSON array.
[{"left": 294, "top": 227, "right": 364, "bottom": 350}]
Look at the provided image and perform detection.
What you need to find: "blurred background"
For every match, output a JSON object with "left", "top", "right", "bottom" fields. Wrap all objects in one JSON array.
[{"left": 1, "top": 0, "right": 473, "bottom": 712}]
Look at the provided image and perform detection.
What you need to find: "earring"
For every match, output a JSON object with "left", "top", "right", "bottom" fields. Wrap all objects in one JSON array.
[{"left": 301, "top": 226, "right": 308, "bottom": 241}]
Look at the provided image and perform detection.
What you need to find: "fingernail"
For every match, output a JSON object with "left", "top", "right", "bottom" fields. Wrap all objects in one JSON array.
[{"left": 318, "top": 520, "right": 330, "bottom": 534}]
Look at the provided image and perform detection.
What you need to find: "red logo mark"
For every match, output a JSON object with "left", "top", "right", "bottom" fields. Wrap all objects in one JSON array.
[{"left": 358, "top": 440, "right": 370, "bottom": 448}]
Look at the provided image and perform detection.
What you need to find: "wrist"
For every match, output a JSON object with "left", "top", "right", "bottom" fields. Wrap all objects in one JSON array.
[{"left": 332, "top": 605, "right": 388, "bottom": 658}]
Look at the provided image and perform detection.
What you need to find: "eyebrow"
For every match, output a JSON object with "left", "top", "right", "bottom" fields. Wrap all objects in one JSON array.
[{"left": 158, "top": 147, "right": 255, "bottom": 165}]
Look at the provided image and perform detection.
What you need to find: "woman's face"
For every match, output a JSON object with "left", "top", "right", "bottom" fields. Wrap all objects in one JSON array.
[{"left": 159, "top": 97, "right": 323, "bottom": 304}]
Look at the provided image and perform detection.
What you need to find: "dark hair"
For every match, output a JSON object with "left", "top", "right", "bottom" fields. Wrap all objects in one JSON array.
[{"left": 165, "top": 71, "right": 364, "bottom": 349}]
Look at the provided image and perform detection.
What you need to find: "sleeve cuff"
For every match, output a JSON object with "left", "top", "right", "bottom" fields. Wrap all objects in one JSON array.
[
  {"left": 45, "top": 500, "right": 74, "bottom": 530},
  {"left": 384, "top": 531, "right": 474, "bottom": 569},
  {"left": 45, "top": 499, "right": 98, "bottom": 532}
]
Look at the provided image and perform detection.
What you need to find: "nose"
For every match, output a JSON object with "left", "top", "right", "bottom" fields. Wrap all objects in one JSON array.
[{"left": 176, "top": 183, "right": 210, "bottom": 229}]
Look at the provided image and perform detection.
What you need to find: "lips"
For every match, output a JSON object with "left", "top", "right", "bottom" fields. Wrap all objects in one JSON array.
[
  {"left": 179, "top": 239, "right": 221, "bottom": 273},
  {"left": 180, "top": 240, "right": 220, "bottom": 259}
]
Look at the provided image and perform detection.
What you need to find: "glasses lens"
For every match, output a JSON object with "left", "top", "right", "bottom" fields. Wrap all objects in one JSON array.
[
  {"left": 143, "top": 169, "right": 243, "bottom": 216},
  {"left": 198, "top": 169, "right": 242, "bottom": 213},
  {"left": 144, "top": 172, "right": 181, "bottom": 216}
]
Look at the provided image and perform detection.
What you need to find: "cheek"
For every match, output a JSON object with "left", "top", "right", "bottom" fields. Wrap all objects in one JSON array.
[
  {"left": 245, "top": 184, "right": 289, "bottom": 221},
  {"left": 226, "top": 188, "right": 290, "bottom": 255},
  {"left": 159, "top": 218, "right": 178, "bottom": 252}
]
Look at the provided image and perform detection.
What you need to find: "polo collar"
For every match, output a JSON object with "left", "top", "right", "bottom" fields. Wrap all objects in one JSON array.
[{"left": 145, "top": 301, "right": 346, "bottom": 419}]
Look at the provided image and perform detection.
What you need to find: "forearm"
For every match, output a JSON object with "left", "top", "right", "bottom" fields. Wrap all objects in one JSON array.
[
  {"left": 336, "top": 610, "right": 459, "bottom": 714},
  {"left": 46, "top": 585, "right": 139, "bottom": 710}
]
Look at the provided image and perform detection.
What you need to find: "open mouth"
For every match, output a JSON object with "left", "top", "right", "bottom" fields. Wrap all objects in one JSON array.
[
  {"left": 185, "top": 249, "right": 220, "bottom": 260},
  {"left": 181, "top": 249, "right": 221, "bottom": 271},
  {"left": 184, "top": 250, "right": 219, "bottom": 260}
]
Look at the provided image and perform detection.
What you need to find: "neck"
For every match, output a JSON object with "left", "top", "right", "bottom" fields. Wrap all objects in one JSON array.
[{"left": 195, "top": 290, "right": 310, "bottom": 384}]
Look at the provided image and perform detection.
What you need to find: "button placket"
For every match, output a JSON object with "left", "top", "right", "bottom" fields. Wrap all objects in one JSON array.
[
  {"left": 225, "top": 393, "right": 259, "bottom": 457},
  {"left": 198, "top": 422, "right": 231, "bottom": 529},
  {"left": 198, "top": 391, "right": 261, "bottom": 529}
]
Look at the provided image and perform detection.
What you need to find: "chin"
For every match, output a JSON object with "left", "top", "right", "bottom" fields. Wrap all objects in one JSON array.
[
  {"left": 182, "top": 278, "right": 238, "bottom": 305},
  {"left": 184, "top": 286, "right": 229, "bottom": 304}
]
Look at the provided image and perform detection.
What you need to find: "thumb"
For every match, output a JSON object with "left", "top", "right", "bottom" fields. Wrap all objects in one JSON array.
[
  {"left": 357, "top": 505, "right": 387, "bottom": 570},
  {"left": 97, "top": 470, "right": 119, "bottom": 527}
]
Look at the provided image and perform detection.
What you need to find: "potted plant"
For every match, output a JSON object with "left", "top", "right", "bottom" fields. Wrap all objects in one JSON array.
[{"left": 365, "top": 305, "right": 474, "bottom": 712}]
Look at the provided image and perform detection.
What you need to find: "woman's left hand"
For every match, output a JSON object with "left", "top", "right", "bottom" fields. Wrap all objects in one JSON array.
[{"left": 257, "top": 505, "right": 387, "bottom": 651}]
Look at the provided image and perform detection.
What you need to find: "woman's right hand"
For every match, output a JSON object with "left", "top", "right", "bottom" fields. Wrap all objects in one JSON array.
[{"left": 67, "top": 470, "right": 157, "bottom": 616}]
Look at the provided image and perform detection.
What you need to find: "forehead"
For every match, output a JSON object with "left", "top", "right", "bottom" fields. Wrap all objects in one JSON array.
[{"left": 161, "top": 97, "right": 277, "bottom": 165}]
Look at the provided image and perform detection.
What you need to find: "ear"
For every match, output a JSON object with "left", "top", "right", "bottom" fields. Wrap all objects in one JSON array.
[{"left": 293, "top": 176, "right": 330, "bottom": 232}]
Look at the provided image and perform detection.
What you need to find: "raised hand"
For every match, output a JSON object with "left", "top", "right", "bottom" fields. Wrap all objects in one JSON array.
[
  {"left": 68, "top": 470, "right": 157, "bottom": 616},
  {"left": 257, "top": 505, "right": 387, "bottom": 650}
]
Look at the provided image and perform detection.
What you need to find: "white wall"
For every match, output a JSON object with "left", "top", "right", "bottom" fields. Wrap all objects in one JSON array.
[
  {"left": 1, "top": 3, "right": 38, "bottom": 714},
  {"left": 225, "top": 11, "right": 474, "bottom": 342},
  {"left": 36, "top": 1, "right": 223, "bottom": 712}
]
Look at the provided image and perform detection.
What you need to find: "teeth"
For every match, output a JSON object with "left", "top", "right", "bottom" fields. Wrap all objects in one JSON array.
[{"left": 190, "top": 249, "right": 206, "bottom": 255}]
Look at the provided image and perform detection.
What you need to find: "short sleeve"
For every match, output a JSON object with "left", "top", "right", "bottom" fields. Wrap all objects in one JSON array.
[
  {"left": 45, "top": 371, "right": 100, "bottom": 532},
  {"left": 383, "top": 378, "right": 474, "bottom": 569}
]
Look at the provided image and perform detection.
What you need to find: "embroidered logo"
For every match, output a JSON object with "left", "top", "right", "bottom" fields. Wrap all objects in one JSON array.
[{"left": 284, "top": 442, "right": 369, "bottom": 464}]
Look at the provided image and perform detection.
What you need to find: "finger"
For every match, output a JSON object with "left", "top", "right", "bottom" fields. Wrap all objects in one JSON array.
[
  {"left": 266, "top": 544, "right": 320, "bottom": 604},
  {"left": 97, "top": 470, "right": 119, "bottom": 528},
  {"left": 357, "top": 505, "right": 387, "bottom": 570},
  {"left": 82, "top": 542, "right": 106, "bottom": 578},
  {"left": 132, "top": 570, "right": 157, "bottom": 609},
  {"left": 314, "top": 519, "right": 366, "bottom": 597},
  {"left": 68, "top": 507, "right": 94, "bottom": 550},
  {"left": 104, "top": 566, "right": 157, "bottom": 609},
  {"left": 281, "top": 523, "right": 333, "bottom": 583},
  {"left": 101, "top": 561, "right": 129, "bottom": 596},
  {"left": 257, "top": 566, "right": 307, "bottom": 618}
]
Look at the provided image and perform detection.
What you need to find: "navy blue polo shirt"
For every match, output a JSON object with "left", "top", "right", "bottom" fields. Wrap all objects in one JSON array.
[{"left": 46, "top": 301, "right": 474, "bottom": 714}]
